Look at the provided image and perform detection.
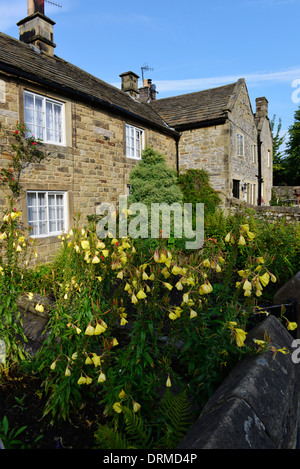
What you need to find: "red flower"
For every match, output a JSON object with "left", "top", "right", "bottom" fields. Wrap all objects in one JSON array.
[
  {"left": 32, "top": 142, "right": 37, "bottom": 145},
  {"left": 14, "top": 130, "right": 18, "bottom": 134}
]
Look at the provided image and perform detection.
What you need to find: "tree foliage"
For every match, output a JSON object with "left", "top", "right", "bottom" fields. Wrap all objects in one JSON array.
[{"left": 128, "top": 147, "right": 183, "bottom": 208}]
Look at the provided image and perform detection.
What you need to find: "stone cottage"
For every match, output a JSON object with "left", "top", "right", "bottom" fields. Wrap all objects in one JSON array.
[
  {"left": 149, "top": 79, "right": 273, "bottom": 206},
  {"left": 0, "top": 0, "right": 273, "bottom": 261}
]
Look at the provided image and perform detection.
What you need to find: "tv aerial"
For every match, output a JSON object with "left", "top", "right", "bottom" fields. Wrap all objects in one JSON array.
[
  {"left": 45, "top": 0, "right": 62, "bottom": 8},
  {"left": 141, "top": 64, "right": 153, "bottom": 82}
]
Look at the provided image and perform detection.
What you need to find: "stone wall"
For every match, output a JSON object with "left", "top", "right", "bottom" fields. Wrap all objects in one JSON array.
[
  {"left": 178, "top": 122, "right": 231, "bottom": 198},
  {"left": 178, "top": 315, "right": 300, "bottom": 449},
  {"left": 227, "top": 196, "right": 300, "bottom": 221}
]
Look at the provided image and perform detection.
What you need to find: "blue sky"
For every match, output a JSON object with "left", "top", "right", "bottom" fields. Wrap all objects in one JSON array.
[{"left": 1, "top": 0, "right": 300, "bottom": 147}]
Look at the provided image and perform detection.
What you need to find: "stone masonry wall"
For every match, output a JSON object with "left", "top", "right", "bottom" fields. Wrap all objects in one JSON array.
[
  {"left": 228, "top": 82, "right": 259, "bottom": 204},
  {"left": 178, "top": 122, "right": 231, "bottom": 198},
  {"left": 0, "top": 75, "right": 177, "bottom": 264},
  {"left": 178, "top": 315, "right": 300, "bottom": 449}
]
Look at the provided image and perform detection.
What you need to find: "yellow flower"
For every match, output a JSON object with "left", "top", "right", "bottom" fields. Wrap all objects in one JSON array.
[
  {"left": 133, "top": 401, "right": 141, "bottom": 413},
  {"left": 85, "top": 324, "right": 95, "bottom": 336},
  {"left": 166, "top": 375, "right": 172, "bottom": 387},
  {"left": 172, "top": 265, "right": 183, "bottom": 275},
  {"left": 247, "top": 231, "right": 255, "bottom": 240},
  {"left": 190, "top": 309, "right": 197, "bottom": 319},
  {"left": 35, "top": 303, "right": 44, "bottom": 313},
  {"left": 235, "top": 328, "right": 247, "bottom": 347},
  {"left": 202, "top": 259, "right": 211, "bottom": 268},
  {"left": 92, "top": 255, "right": 100, "bottom": 264},
  {"left": 124, "top": 283, "right": 132, "bottom": 292},
  {"left": 259, "top": 272, "right": 270, "bottom": 287},
  {"left": 65, "top": 367, "right": 71, "bottom": 377},
  {"left": 136, "top": 289, "right": 147, "bottom": 299},
  {"left": 163, "top": 282, "right": 173, "bottom": 291},
  {"left": 81, "top": 240, "right": 90, "bottom": 251},
  {"left": 257, "top": 257, "right": 265, "bottom": 264},
  {"left": 287, "top": 321, "right": 298, "bottom": 331},
  {"left": 92, "top": 354, "right": 101, "bottom": 367},
  {"left": 120, "top": 316, "right": 128, "bottom": 326},
  {"left": 101, "top": 249, "right": 109, "bottom": 258},
  {"left": 94, "top": 323, "right": 106, "bottom": 335},
  {"left": 131, "top": 294, "right": 138, "bottom": 305},
  {"left": 50, "top": 361, "right": 56, "bottom": 370},
  {"left": 98, "top": 372, "right": 106, "bottom": 383},
  {"left": 78, "top": 376, "right": 86, "bottom": 385},
  {"left": 27, "top": 292, "right": 34, "bottom": 300},
  {"left": 118, "top": 389, "right": 126, "bottom": 399},
  {"left": 225, "top": 232, "right": 231, "bottom": 243},
  {"left": 243, "top": 280, "right": 252, "bottom": 291},
  {"left": 96, "top": 240, "right": 106, "bottom": 250},
  {"left": 85, "top": 356, "right": 93, "bottom": 365},
  {"left": 113, "top": 402, "right": 123, "bottom": 413},
  {"left": 112, "top": 338, "right": 119, "bottom": 346},
  {"left": 111, "top": 238, "right": 118, "bottom": 245},
  {"left": 238, "top": 235, "right": 246, "bottom": 246},
  {"left": 175, "top": 281, "right": 183, "bottom": 290},
  {"left": 11, "top": 211, "right": 22, "bottom": 220},
  {"left": 86, "top": 376, "right": 93, "bottom": 385},
  {"left": 199, "top": 282, "right": 213, "bottom": 295},
  {"left": 96, "top": 276, "right": 102, "bottom": 282},
  {"left": 0, "top": 232, "right": 7, "bottom": 239},
  {"left": 270, "top": 273, "right": 277, "bottom": 283}
]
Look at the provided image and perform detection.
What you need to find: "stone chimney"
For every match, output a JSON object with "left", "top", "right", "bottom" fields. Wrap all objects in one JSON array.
[
  {"left": 120, "top": 72, "right": 140, "bottom": 100},
  {"left": 139, "top": 79, "right": 157, "bottom": 103},
  {"left": 255, "top": 97, "right": 269, "bottom": 119},
  {"left": 17, "top": 0, "right": 56, "bottom": 56}
]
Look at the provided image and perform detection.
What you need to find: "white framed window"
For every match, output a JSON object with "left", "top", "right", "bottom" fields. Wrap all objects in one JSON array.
[
  {"left": 251, "top": 144, "right": 257, "bottom": 163},
  {"left": 126, "top": 124, "right": 144, "bottom": 159},
  {"left": 27, "top": 191, "right": 68, "bottom": 237},
  {"left": 237, "top": 134, "right": 244, "bottom": 157},
  {"left": 24, "top": 90, "right": 65, "bottom": 145}
]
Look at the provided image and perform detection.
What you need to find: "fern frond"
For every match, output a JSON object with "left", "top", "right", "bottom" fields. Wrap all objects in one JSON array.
[
  {"left": 94, "top": 424, "right": 136, "bottom": 449},
  {"left": 123, "top": 407, "right": 153, "bottom": 449},
  {"left": 155, "top": 389, "right": 194, "bottom": 449}
]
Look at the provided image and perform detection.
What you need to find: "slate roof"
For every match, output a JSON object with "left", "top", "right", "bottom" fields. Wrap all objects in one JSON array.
[
  {"left": 150, "top": 82, "right": 240, "bottom": 130},
  {"left": 0, "top": 32, "right": 176, "bottom": 136}
]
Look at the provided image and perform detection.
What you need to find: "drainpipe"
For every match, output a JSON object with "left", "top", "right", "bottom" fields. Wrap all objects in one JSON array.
[
  {"left": 176, "top": 138, "right": 179, "bottom": 174},
  {"left": 257, "top": 132, "right": 263, "bottom": 206}
]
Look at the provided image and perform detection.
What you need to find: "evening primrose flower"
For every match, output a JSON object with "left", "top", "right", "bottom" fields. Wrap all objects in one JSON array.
[
  {"left": 131, "top": 293, "right": 138, "bottom": 305},
  {"left": 133, "top": 401, "right": 141, "bottom": 413},
  {"left": 35, "top": 303, "right": 44, "bottom": 313},
  {"left": 65, "top": 367, "right": 71, "bottom": 377},
  {"left": 235, "top": 328, "right": 247, "bottom": 347},
  {"left": 50, "top": 361, "right": 56, "bottom": 370},
  {"left": 78, "top": 376, "right": 87, "bottom": 385},
  {"left": 166, "top": 375, "right": 172, "bottom": 387},
  {"left": 238, "top": 235, "right": 246, "bottom": 246},
  {"left": 113, "top": 402, "right": 123, "bottom": 413},
  {"left": 92, "top": 354, "right": 101, "bottom": 367},
  {"left": 85, "top": 324, "right": 95, "bottom": 336},
  {"left": 94, "top": 322, "right": 106, "bottom": 335},
  {"left": 259, "top": 272, "right": 270, "bottom": 287},
  {"left": 119, "top": 389, "right": 126, "bottom": 399},
  {"left": 286, "top": 320, "right": 298, "bottom": 331},
  {"left": 136, "top": 289, "right": 147, "bottom": 299},
  {"left": 163, "top": 282, "right": 173, "bottom": 291},
  {"left": 243, "top": 280, "right": 252, "bottom": 292},
  {"left": 98, "top": 371, "right": 106, "bottom": 383},
  {"left": 190, "top": 309, "right": 197, "bottom": 319},
  {"left": 81, "top": 240, "right": 90, "bottom": 251},
  {"left": 92, "top": 255, "right": 100, "bottom": 264}
]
